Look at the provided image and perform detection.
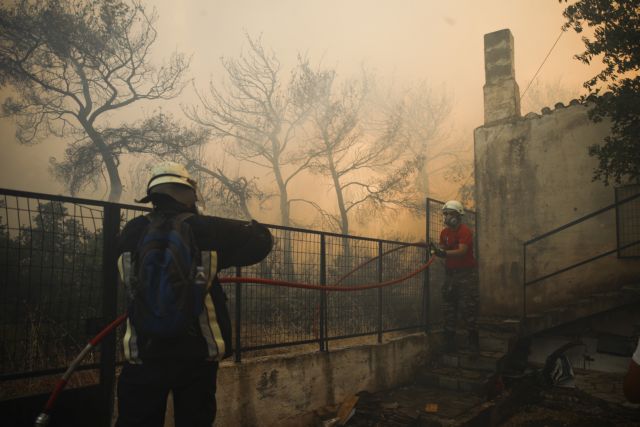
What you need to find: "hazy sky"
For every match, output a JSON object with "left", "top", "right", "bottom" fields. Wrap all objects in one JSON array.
[{"left": 0, "top": 0, "right": 598, "bottom": 202}]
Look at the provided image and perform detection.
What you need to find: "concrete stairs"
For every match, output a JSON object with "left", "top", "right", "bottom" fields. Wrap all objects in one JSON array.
[
  {"left": 411, "top": 283, "right": 640, "bottom": 425},
  {"left": 413, "top": 321, "right": 533, "bottom": 424},
  {"left": 525, "top": 282, "right": 640, "bottom": 335},
  {"left": 417, "top": 283, "right": 640, "bottom": 401},
  {"left": 417, "top": 326, "right": 519, "bottom": 395},
  {"left": 419, "top": 363, "right": 494, "bottom": 394},
  {"left": 442, "top": 349, "right": 505, "bottom": 373}
]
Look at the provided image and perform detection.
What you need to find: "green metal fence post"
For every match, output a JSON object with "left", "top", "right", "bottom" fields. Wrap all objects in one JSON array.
[
  {"left": 377, "top": 241, "right": 383, "bottom": 343},
  {"left": 235, "top": 266, "right": 242, "bottom": 363},
  {"left": 424, "top": 198, "right": 431, "bottom": 333},
  {"left": 100, "top": 203, "right": 120, "bottom": 427},
  {"left": 320, "top": 234, "right": 327, "bottom": 352}
]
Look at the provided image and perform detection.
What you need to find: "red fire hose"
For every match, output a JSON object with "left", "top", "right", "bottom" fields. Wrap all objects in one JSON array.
[
  {"left": 34, "top": 313, "right": 128, "bottom": 427},
  {"left": 34, "top": 249, "right": 434, "bottom": 426},
  {"left": 218, "top": 255, "right": 434, "bottom": 290}
]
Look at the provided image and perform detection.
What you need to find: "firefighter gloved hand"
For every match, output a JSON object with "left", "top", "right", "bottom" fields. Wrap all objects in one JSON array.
[{"left": 429, "top": 242, "right": 447, "bottom": 258}]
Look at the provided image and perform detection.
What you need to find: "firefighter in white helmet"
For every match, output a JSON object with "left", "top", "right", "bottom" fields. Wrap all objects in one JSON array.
[
  {"left": 135, "top": 161, "right": 199, "bottom": 209},
  {"left": 117, "top": 161, "right": 272, "bottom": 427},
  {"left": 430, "top": 200, "right": 479, "bottom": 353}
]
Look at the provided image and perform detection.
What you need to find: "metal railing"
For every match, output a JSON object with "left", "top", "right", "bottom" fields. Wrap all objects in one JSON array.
[
  {"left": 522, "top": 189, "right": 640, "bottom": 318},
  {"left": 0, "top": 188, "right": 429, "bottom": 385}
]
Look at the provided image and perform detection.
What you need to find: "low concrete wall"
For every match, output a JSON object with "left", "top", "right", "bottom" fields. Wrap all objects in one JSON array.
[{"left": 215, "top": 333, "right": 431, "bottom": 426}]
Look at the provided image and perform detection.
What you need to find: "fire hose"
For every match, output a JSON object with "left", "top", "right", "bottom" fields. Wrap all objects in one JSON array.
[
  {"left": 34, "top": 246, "right": 434, "bottom": 426},
  {"left": 218, "top": 254, "right": 434, "bottom": 290},
  {"left": 34, "top": 313, "right": 128, "bottom": 427}
]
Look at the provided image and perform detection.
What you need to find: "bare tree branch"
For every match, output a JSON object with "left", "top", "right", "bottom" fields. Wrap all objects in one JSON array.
[
  {"left": 184, "top": 33, "right": 316, "bottom": 227},
  {"left": 297, "top": 62, "right": 431, "bottom": 234},
  {"left": 0, "top": 0, "right": 190, "bottom": 201}
]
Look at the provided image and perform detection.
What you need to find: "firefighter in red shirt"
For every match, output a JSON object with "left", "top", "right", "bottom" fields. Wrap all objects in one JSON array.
[{"left": 430, "top": 200, "right": 479, "bottom": 353}]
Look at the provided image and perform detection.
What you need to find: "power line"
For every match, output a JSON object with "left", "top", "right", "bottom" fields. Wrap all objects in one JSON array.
[
  {"left": 520, "top": 29, "right": 565, "bottom": 101},
  {"left": 447, "top": 28, "right": 566, "bottom": 201}
]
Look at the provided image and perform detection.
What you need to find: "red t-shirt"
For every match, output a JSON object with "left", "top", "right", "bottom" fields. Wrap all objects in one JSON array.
[{"left": 439, "top": 223, "right": 477, "bottom": 269}]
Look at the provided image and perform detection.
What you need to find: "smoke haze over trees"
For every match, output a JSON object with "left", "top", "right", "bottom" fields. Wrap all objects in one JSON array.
[
  {"left": 297, "top": 64, "right": 449, "bottom": 235},
  {"left": 0, "top": 0, "right": 189, "bottom": 201},
  {"left": 0, "top": 0, "right": 604, "bottom": 238},
  {"left": 182, "top": 33, "right": 460, "bottom": 232},
  {"left": 185, "top": 35, "right": 318, "bottom": 227}
]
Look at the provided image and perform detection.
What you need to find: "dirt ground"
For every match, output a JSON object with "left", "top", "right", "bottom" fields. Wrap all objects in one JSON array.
[
  {"left": 337, "top": 369, "right": 640, "bottom": 427},
  {"left": 499, "top": 369, "right": 640, "bottom": 427},
  {"left": 500, "top": 404, "right": 638, "bottom": 427}
]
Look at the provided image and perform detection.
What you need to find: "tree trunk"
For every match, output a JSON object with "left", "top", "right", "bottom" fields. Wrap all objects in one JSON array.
[
  {"left": 83, "top": 123, "right": 122, "bottom": 202},
  {"left": 238, "top": 195, "right": 252, "bottom": 220},
  {"left": 328, "top": 157, "right": 349, "bottom": 235},
  {"left": 418, "top": 163, "right": 430, "bottom": 198},
  {"left": 327, "top": 154, "right": 351, "bottom": 267},
  {"left": 272, "top": 158, "right": 290, "bottom": 227},
  {"left": 271, "top": 153, "right": 294, "bottom": 277}
]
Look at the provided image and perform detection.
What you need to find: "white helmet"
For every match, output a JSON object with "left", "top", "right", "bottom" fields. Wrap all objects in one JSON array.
[
  {"left": 147, "top": 161, "right": 195, "bottom": 192},
  {"left": 442, "top": 200, "right": 464, "bottom": 215},
  {"left": 136, "top": 161, "right": 198, "bottom": 205}
]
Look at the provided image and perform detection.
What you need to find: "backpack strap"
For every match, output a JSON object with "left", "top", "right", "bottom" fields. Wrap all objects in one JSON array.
[
  {"left": 117, "top": 252, "right": 134, "bottom": 298},
  {"left": 172, "top": 211, "right": 195, "bottom": 226}
]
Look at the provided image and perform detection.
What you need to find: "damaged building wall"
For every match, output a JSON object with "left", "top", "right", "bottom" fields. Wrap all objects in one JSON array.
[{"left": 474, "top": 29, "right": 640, "bottom": 317}]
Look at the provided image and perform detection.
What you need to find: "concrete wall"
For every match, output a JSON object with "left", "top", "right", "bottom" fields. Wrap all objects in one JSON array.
[
  {"left": 474, "top": 29, "right": 640, "bottom": 317},
  {"left": 214, "top": 333, "right": 430, "bottom": 426},
  {"left": 475, "top": 102, "right": 640, "bottom": 317}
]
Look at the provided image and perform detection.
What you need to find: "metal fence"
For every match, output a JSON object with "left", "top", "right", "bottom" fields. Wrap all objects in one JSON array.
[
  {"left": 616, "top": 185, "right": 640, "bottom": 258},
  {"left": 0, "top": 188, "right": 429, "bottom": 389}
]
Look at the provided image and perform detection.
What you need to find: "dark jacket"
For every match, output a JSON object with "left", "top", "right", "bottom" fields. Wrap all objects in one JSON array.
[{"left": 117, "top": 200, "right": 272, "bottom": 362}]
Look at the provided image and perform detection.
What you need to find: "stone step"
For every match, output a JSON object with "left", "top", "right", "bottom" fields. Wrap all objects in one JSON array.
[
  {"left": 621, "top": 283, "right": 640, "bottom": 296},
  {"left": 526, "top": 287, "right": 640, "bottom": 335},
  {"left": 417, "top": 366, "right": 492, "bottom": 394},
  {"left": 441, "top": 350, "right": 505, "bottom": 373},
  {"left": 478, "top": 330, "right": 517, "bottom": 353},
  {"left": 477, "top": 317, "right": 523, "bottom": 334}
]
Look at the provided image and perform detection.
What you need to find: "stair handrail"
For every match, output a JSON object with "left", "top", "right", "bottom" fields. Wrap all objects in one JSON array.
[{"left": 523, "top": 191, "right": 640, "bottom": 318}]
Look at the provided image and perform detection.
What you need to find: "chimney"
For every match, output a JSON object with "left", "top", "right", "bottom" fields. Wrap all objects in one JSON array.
[{"left": 483, "top": 29, "right": 521, "bottom": 125}]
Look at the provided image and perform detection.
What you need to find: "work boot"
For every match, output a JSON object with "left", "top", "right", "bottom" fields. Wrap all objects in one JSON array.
[
  {"left": 467, "top": 330, "right": 479, "bottom": 354},
  {"left": 444, "top": 334, "right": 456, "bottom": 353}
]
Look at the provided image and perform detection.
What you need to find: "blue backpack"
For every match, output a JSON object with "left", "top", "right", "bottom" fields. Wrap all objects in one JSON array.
[{"left": 130, "top": 212, "right": 206, "bottom": 339}]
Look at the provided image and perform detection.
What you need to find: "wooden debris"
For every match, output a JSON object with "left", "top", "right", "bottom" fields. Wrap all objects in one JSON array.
[
  {"left": 381, "top": 401, "right": 399, "bottom": 410},
  {"left": 320, "top": 417, "right": 340, "bottom": 427},
  {"left": 424, "top": 402, "right": 439, "bottom": 413},
  {"left": 337, "top": 394, "right": 359, "bottom": 425}
]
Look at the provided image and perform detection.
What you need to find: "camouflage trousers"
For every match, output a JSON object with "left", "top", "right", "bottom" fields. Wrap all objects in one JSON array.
[{"left": 441, "top": 268, "right": 479, "bottom": 335}]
